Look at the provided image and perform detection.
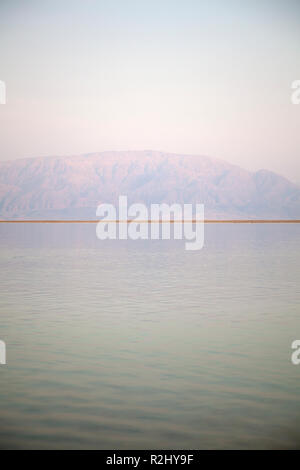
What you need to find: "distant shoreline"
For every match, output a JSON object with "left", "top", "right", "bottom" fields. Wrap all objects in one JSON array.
[{"left": 1, "top": 220, "right": 300, "bottom": 224}]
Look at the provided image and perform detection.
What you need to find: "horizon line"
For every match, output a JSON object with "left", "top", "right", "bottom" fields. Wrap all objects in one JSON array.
[{"left": 1, "top": 220, "right": 300, "bottom": 224}]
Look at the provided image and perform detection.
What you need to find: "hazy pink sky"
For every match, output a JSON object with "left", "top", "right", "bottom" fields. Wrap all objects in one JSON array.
[{"left": 0, "top": 0, "right": 300, "bottom": 182}]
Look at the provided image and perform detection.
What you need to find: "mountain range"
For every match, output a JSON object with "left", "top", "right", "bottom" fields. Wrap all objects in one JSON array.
[{"left": 0, "top": 150, "right": 299, "bottom": 219}]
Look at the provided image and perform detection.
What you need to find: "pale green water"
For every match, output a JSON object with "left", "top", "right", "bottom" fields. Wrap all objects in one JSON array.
[{"left": 0, "top": 224, "right": 300, "bottom": 449}]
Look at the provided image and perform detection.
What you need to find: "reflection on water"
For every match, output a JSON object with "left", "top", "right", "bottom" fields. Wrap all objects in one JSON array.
[{"left": 0, "top": 224, "right": 300, "bottom": 449}]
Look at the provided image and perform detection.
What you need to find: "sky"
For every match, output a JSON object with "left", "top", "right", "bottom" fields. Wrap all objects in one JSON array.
[{"left": 0, "top": 0, "right": 300, "bottom": 182}]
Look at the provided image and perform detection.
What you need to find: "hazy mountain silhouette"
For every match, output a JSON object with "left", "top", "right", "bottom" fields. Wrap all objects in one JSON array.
[{"left": 0, "top": 150, "right": 299, "bottom": 219}]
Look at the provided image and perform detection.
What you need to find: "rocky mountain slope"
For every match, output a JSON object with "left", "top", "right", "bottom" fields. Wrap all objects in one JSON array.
[{"left": 0, "top": 150, "right": 299, "bottom": 219}]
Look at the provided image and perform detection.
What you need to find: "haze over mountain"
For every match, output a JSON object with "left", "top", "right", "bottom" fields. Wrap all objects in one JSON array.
[{"left": 0, "top": 150, "right": 299, "bottom": 219}]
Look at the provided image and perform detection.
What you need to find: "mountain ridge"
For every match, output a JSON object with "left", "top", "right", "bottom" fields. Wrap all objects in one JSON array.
[{"left": 0, "top": 150, "right": 299, "bottom": 219}]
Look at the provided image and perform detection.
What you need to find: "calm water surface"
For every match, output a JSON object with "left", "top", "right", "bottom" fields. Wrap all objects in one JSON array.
[{"left": 0, "top": 224, "right": 300, "bottom": 449}]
